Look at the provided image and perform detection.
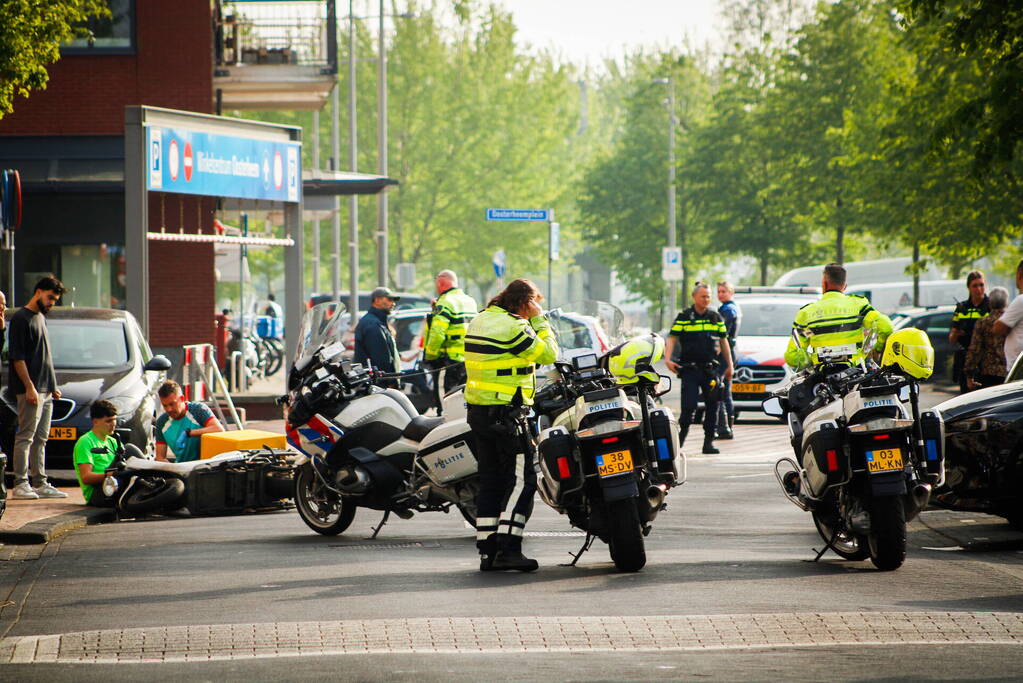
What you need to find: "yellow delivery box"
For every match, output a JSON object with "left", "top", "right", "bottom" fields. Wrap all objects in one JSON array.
[{"left": 200, "top": 429, "right": 287, "bottom": 460}]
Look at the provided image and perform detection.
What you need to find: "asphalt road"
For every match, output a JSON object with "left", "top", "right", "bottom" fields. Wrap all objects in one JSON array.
[{"left": 3, "top": 396, "right": 1023, "bottom": 681}]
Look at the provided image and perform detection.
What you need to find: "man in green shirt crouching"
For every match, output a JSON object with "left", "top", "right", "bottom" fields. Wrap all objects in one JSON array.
[{"left": 72, "top": 400, "right": 120, "bottom": 507}]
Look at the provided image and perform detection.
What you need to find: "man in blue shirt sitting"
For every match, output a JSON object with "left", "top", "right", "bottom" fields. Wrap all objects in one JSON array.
[{"left": 155, "top": 380, "right": 224, "bottom": 462}]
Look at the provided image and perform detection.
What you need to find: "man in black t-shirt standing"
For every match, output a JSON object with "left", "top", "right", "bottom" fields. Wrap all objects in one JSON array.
[
  {"left": 8, "top": 276, "right": 68, "bottom": 500},
  {"left": 664, "top": 282, "right": 734, "bottom": 455}
]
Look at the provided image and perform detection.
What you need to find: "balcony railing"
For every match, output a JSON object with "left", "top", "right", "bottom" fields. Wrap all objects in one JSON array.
[{"left": 215, "top": 0, "right": 336, "bottom": 73}]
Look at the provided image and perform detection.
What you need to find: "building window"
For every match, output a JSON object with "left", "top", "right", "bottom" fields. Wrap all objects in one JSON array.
[{"left": 63, "top": 0, "right": 135, "bottom": 53}]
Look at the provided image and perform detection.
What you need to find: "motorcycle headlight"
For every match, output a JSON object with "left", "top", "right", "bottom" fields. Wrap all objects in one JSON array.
[{"left": 102, "top": 476, "right": 119, "bottom": 497}]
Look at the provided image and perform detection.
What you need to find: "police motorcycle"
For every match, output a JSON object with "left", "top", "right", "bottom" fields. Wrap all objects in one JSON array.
[
  {"left": 764, "top": 327, "right": 945, "bottom": 571},
  {"left": 531, "top": 302, "right": 685, "bottom": 572},
  {"left": 283, "top": 302, "right": 481, "bottom": 536},
  {"left": 100, "top": 430, "right": 293, "bottom": 517}
]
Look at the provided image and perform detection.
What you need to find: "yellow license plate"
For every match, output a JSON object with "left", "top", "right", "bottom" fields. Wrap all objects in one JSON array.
[
  {"left": 48, "top": 426, "right": 77, "bottom": 440},
  {"left": 732, "top": 383, "right": 766, "bottom": 393},
  {"left": 867, "top": 447, "right": 904, "bottom": 473},
  {"left": 597, "top": 449, "right": 633, "bottom": 477}
]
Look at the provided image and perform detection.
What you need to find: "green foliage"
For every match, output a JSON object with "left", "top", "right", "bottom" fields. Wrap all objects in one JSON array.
[
  {"left": 0, "top": 0, "right": 109, "bottom": 116},
  {"left": 898, "top": 0, "right": 1023, "bottom": 170}
]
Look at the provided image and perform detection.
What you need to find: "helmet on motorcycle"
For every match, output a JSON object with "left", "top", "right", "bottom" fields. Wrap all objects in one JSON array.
[
  {"left": 881, "top": 328, "right": 934, "bottom": 380},
  {"left": 606, "top": 334, "right": 665, "bottom": 384}
]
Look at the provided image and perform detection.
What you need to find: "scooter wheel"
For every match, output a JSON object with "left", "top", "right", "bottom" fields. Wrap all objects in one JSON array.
[{"left": 120, "top": 478, "right": 186, "bottom": 516}]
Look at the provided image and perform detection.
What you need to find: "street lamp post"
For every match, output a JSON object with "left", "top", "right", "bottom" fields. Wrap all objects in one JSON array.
[
  {"left": 376, "top": 0, "right": 388, "bottom": 287},
  {"left": 654, "top": 77, "right": 679, "bottom": 316},
  {"left": 347, "top": 0, "right": 359, "bottom": 323}
]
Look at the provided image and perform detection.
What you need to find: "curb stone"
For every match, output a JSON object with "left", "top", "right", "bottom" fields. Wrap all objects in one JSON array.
[{"left": 0, "top": 507, "right": 115, "bottom": 545}]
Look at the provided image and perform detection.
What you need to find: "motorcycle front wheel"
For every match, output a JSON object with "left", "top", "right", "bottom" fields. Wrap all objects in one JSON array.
[
  {"left": 812, "top": 505, "right": 869, "bottom": 561},
  {"left": 607, "top": 499, "right": 646, "bottom": 572},
  {"left": 120, "top": 477, "right": 186, "bottom": 516},
  {"left": 294, "top": 463, "right": 357, "bottom": 535},
  {"left": 867, "top": 496, "right": 907, "bottom": 571}
]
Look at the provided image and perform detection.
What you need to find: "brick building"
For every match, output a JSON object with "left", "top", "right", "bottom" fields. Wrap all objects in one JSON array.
[{"left": 0, "top": 1, "right": 351, "bottom": 356}]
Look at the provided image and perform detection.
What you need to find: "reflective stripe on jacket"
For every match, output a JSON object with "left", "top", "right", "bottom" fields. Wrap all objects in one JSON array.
[
  {"left": 784, "top": 290, "right": 893, "bottom": 369},
  {"left": 669, "top": 307, "right": 727, "bottom": 364},
  {"left": 464, "top": 305, "right": 559, "bottom": 406},
  {"left": 424, "top": 287, "right": 478, "bottom": 362}
]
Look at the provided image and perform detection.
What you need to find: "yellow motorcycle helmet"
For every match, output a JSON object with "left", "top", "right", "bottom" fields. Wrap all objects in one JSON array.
[
  {"left": 881, "top": 327, "right": 934, "bottom": 380},
  {"left": 606, "top": 334, "right": 665, "bottom": 384}
]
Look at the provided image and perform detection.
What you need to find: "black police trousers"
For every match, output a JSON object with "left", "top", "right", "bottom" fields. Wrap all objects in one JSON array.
[
  {"left": 466, "top": 404, "right": 536, "bottom": 555},
  {"left": 679, "top": 365, "right": 719, "bottom": 438}
]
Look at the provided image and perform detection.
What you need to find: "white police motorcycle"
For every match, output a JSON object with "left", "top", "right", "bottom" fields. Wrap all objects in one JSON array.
[{"left": 765, "top": 327, "right": 945, "bottom": 571}]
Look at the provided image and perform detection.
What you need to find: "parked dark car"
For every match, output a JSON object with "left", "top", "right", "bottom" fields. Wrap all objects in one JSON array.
[
  {"left": 932, "top": 353, "right": 1023, "bottom": 527},
  {"left": 2, "top": 307, "right": 171, "bottom": 481},
  {"left": 891, "top": 305, "right": 956, "bottom": 381}
]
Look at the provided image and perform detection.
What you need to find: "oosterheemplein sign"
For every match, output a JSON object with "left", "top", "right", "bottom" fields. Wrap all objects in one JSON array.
[{"left": 147, "top": 126, "right": 301, "bottom": 203}]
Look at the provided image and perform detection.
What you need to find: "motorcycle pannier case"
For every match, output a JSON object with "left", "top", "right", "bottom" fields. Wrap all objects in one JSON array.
[
  {"left": 649, "top": 407, "right": 684, "bottom": 484},
  {"left": 418, "top": 422, "right": 479, "bottom": 485},
  {"left": 538, "top": 427, "right": 579, "bottom": 503},
  {"left": 920, "top": 410, "right": 945, "bottom": 484},
  {"left": 802, "top": 421, "right": 848, "bottom": 498}
]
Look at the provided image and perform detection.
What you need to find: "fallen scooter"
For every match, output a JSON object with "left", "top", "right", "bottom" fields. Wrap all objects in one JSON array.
[{"left": 101, "top": 436, "right": 294, "bottom": 517}]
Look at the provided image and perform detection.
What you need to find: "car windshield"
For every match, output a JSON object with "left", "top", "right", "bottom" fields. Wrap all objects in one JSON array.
[
  {"left": 48, "top": 320, "right": 129, "bottom": 369},
  {"left": 735, "top": 301, "right": 807, "bottom": 336}
]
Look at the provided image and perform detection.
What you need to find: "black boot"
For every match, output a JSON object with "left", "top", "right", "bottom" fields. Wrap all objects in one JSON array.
[
  {"left": 678, "top": 424, "right": 690, "bottom": 449},
  {"left": 702, "top": 436, "right": 720, "bottom": 454},
  {"left": 478, "top": 538, "right": 498, "bottom": 572},
  {"left": 491, "top": 549, "right": 539, "bottom": 572}
]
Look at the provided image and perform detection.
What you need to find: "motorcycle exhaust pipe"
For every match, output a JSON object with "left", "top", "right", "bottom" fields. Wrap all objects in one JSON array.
[
  {"left": 912, "top": 482, "right": 932, "bottom": 511},
  {"left": 414, "top": 483, "right": 461, "bottom": 505},
  {"left": 336, "top": 467, "right": 370, "bottom": 494},
  {"left": 647, "top": 483, "right": 668, "bottom": 510}
]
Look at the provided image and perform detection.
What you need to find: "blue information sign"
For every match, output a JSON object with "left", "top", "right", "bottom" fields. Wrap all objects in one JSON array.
[
  {"left": 146, "top": 126, "right": 301, "bottom": 203},
  {"left": 486, "top": 208, "right": 551, "bottom": 222}
]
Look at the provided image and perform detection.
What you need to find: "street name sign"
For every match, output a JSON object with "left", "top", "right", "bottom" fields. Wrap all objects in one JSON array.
[{"left": 486, "top": 208, "right": 552, "bottom": 222}]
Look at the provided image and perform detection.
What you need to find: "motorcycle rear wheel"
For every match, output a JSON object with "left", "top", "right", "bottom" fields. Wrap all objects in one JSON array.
[
  {"left": 295, "top": 463, "right": 357, "bottom": 535},
  {"left": 607, "top": 499, "right": 646, "bottom": 572},
  {"left": 120, "top": 478, "right": 186, "bottom": 516},
  {"left": 812, "top": 508, "right": 869, "bottom": 560},
  {"left": 867, "top": 496, "right": 906, "bottom": 571}
]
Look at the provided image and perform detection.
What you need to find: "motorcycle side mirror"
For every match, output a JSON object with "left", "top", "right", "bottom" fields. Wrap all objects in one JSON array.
[
  {"left": 762, "top": 396, "right": 785, "bottom": 417},
  {"left": 655, "top": 375, "right": 672, "bottom": 397},
  {"left": 898, "top": 384, "right": 911, "bottom": 402}
]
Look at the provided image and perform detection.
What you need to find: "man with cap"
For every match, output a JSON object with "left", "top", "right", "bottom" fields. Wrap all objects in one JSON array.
[{"left": 353, "top": 287, "right": 401, "bottom": 386}]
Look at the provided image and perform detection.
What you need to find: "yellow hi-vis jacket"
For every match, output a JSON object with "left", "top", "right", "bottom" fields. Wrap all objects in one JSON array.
[
  {"left": 784, "top": 290, "right": 894, "bottom": 370},
  {"left": 424, "top": 287, "right": 478, "bottom": 362},
  {"left": 464, "top": 305, "right": 560, "bottom": 406}
]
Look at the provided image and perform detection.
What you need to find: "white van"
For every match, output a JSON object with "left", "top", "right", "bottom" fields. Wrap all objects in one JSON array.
[
  {"left": 846, "top": 280, "right": 964, "bottom": 314},
  {"left": 774, "top": 258, "right": 945, "bottom": 288}
]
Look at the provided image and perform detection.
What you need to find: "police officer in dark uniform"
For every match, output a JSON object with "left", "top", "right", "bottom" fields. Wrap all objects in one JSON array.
[
  {"left": 664, "top": 282, "right": 734, "bottom": 455},
  {"left": 950, "top": 270, "right": 989, "bottom": 394}
]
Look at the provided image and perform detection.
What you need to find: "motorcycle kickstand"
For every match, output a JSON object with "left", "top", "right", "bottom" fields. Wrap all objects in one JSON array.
[
  {"left": 560, "top": 533, "right": 595, "bottom": 567},
  {"left": 368, "top": 510, "right": 390, "bottom": 540},
  {"left": 808, "top": 527, "right": 840, "bottom": 563}
]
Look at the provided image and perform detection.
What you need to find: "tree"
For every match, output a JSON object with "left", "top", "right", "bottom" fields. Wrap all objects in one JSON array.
[
  {"left": 898, "top": 0, "right": 1023, "bottom": 171},
  {"left": 0, "top": 0, "right": 109, "bottom": 117}
]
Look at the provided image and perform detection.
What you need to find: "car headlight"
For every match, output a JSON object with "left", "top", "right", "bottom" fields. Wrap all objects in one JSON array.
[
  {"left": 102, "top": 476, "right": 119, "bottom": 497},
  {"left": 107, "top": 396, "right": 141, "bottom": 421}
]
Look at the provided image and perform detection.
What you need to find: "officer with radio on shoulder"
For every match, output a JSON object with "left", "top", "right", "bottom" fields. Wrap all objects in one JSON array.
[
  {"left": 665, "top": 282, "right": 733, "bottom": 455},
  {"left": 464, "top": 278, "right": 559, "bottom": 572}
]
